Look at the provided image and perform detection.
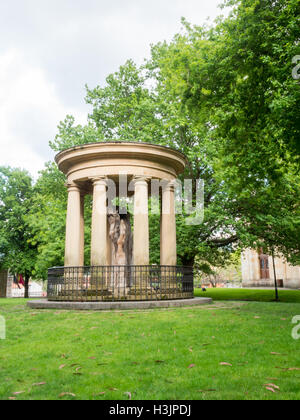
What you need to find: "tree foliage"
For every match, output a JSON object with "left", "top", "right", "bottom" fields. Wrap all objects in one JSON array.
[
  {"left": 0, "top": 167, "right": 38, "bottom": 296},
  {"left": 47, "top": 0, "right": 300, "bottom": 270},
  {"left": 3, "top": 0, "right": 299, "bottom": 280},
  {"left": 26, "top": 163, "right": 67, "bottom": 279}
]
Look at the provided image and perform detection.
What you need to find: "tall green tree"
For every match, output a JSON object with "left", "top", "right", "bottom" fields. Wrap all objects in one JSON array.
[
  {"left": 26, "top": 163, "right": 67, "bottom": 279},
  {"left": 49, "top": 0, "right": 300, "bottom": 270},
  {"left": 145, "top": 0, "right": 300, "bottom": 263},
  {"left": 0, "top": 167, "right": 38, "bottom": 297},
  {"left": 26, "top": 163, "right": 93, "bottom": 279},
  {"left": 50, "top": 61, "right": 238, "bottom": 270}
]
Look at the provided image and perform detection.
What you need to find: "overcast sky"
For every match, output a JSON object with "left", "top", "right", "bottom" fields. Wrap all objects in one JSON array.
[{"left": 0, "top": 0, "right": 227, "bottom": 178}]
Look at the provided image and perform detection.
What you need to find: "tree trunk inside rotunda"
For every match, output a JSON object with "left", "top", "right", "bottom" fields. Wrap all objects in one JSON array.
[{"left": 108, "top": 211, "right": 133, "bottom": 295}]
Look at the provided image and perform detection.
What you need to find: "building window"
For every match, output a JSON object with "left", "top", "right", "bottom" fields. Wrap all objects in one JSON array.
[{"left": 259, "top": 252, "right": 270, "bottom": 279}]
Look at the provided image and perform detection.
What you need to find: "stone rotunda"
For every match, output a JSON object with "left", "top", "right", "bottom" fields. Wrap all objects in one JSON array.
[{"left": 47, "top": 142, "right": 195, "bottom": 302}]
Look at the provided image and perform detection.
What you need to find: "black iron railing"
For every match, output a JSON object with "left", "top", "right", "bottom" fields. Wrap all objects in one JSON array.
[{"left": 47, "top": 265, "right": 194, "bottom": 302}]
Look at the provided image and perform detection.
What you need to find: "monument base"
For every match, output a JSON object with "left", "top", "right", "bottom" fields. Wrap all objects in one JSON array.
[{"left": 27, "top": 297, "right": 212, "bottom": 311}]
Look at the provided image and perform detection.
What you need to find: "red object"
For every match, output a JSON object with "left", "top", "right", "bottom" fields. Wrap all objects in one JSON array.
[{"left": 19, "top": 275, "right": 25, "bottom": 287}]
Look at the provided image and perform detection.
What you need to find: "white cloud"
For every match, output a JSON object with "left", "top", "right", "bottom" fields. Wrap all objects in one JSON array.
[
  {"left": 0, "top": 1, "right": 229, "bottom": 178},
  {"left": 0, "top": 48, "right": 86, "bottom": 178}
]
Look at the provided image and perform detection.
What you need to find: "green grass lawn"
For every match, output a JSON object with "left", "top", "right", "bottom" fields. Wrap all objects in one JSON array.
[
  {"left": 0, "top": 297, "right": 300, "bottom": 400},
  {"left": 195, "top": 288, "right": 300, "bottom": 303}
]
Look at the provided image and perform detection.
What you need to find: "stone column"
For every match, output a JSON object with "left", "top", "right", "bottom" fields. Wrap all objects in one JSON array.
[
  {"left": 90, "top": 177, "right": 108, "bottom": 266},
  {"left": 65, "top": 183, "right": 84, "bottom": 267},
  {"left": 133, "top": 177, "right": 149, "bottom": 265},
  {"left": 80, "top": 193, "right": 85, "bottom": 266},
  {"left": 160, "top": 181, "right": 177, "bottom": 266}
]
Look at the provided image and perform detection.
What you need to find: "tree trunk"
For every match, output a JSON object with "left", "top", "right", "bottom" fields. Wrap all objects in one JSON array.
[
  {"left": 108, "top": 212, "right": 133, "bottom": 294},
  {"left": 24, "top": 275, "right": 30, "bottom": 299},
  {"left": 181, "top": 256, "right": 195, "bottom": 267}
]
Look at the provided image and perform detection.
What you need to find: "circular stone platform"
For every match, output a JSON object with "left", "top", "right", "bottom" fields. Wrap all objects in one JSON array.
[{"left": 27, "top": 297, "right": 212, "bottom": 311}]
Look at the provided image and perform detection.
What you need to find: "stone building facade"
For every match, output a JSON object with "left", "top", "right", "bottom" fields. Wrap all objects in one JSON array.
[{"left": 242, "top": 249, "right": 300, "bottom": 289}]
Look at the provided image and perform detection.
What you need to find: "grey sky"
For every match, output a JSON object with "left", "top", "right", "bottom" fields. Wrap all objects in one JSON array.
[{"left": 0, "top": 0, "right": 227, "bottom": 177}]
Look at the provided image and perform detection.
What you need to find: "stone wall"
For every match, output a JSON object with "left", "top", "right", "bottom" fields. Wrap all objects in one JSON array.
[{"left": 241, "top": 249, "right": 261, "bottom": 285}]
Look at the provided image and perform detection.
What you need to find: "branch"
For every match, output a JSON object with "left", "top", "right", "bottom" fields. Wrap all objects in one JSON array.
[{"left": 208, "top": 235, "right": 238, "bottom": 248}]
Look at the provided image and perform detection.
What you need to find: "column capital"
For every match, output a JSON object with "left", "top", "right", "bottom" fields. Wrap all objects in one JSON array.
[
  {"left": 65, "top": 182, "right": 81, "bottom": 193},
  {"left": 162, "top": 180, "right": 177, "bottom": 192},
  {"left": 132, "top": 176, "right": 150, "bottom": 186},
  {"left": 89, "top": 176, "right": 108, "bottom": 187}
]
